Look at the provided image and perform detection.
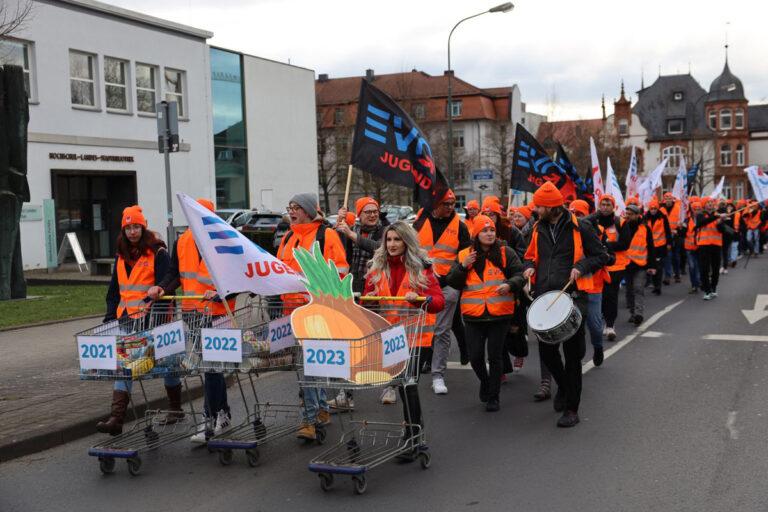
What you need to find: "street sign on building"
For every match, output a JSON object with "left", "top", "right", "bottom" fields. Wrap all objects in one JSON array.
[{"left": 472, "top": 169, "right": 494, "bottom": 182}]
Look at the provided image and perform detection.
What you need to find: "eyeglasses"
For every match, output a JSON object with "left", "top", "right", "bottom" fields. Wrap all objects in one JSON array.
[
  {"left": 286, "top": 205, "right": 301, "bottom": 212},
  {"left": 439, "top": 201, "right": 456, "bottom": 208},
  {"left": 361, "top": 209, "right": 379, "bottom": 216}
]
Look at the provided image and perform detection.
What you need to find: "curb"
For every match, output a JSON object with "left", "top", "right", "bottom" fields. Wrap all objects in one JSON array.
[
  {"left": 0, "top": 314, "right": 103, "bottom": 333},
  {"left": 0, "top": 375, "right": 235, "bottom": 463},
  {"left": 26, "top": 278, "right": 111, "bottom": 286}
]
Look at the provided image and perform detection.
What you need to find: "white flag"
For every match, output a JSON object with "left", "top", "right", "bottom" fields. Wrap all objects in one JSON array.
[
  {"left": 176, "top": 192, "right": 306, "bottom": 297},
  {"left": 589, "top": 137, "right": 605, "bottom": 208},
  {"left": 648, "top": 158, "right": 668, "bottom": 192},
  {"left": 625, "top": 146, "right": 639, "bottom": 199},
  {"left": 745, "top": 166, "right": 768, "bottom": 202},
  {"left": 638, "top": 177, "right": 654, "bottom": 209},
  {"left": 708, "top": 176, "right": 725, "bottom": 200},
  {"left": 671, "top": 157, "right": 687, "bottom": 201},
  {"left": 605, "top": 157, "right": 626, "bottom": 216}
]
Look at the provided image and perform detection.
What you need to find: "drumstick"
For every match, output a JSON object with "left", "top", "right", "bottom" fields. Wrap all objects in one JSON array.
[
  {"left": 546, "top": 278, "right": 574, "bottom": 311},
  {"left": 523, "top": 274, "right": 533, "bottom": 301}
]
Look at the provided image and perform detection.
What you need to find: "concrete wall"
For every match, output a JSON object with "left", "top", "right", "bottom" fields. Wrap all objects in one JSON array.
[{"left": 243, "top": 56, "right": 317, "bottom": 213}]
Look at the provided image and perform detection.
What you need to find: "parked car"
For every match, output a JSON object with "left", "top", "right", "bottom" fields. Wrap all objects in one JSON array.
[
  {"left": 238, "top": 212, "right": 289, "bottom": 255},
  {"left": 215, "top": 209, "right": 251, "bottom": 227},
  {"left": 380, "top": 205, "right": 413, "bottom": 224}
]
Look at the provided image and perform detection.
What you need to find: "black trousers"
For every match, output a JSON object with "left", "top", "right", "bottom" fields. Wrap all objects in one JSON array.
[
  {"left": 651, "top": 248, "right": 665, "bottom": 290},
  {"left": 502, "top": 305, "right": 529, "bottom": 373},
  {"left": 466, "top": 320, "right": 510, "bottom": 400},
  {"left": 452, "top": 306, "right": 468, "bottom": 359},
  {"left": 602, "top": 270, "right": 623, "bottom": 328},
  {"left": 539, "top": 320, "right": 586, "bottom": 412},
  {"left": 698, "top": 245, "right": 721, "bottom": 294},
  {"left": 398, "top": 384, "right": 422, "bottom": 431}
]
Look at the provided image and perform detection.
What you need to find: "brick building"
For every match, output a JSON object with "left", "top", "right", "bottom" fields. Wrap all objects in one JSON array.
[{"left": 315, "top": 69, "right": 545, "bottom": 211}]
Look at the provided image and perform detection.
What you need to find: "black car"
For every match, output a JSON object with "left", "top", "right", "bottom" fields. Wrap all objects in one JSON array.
[{"left": 238, "top": 212, "right": 289, "bottom": 255}]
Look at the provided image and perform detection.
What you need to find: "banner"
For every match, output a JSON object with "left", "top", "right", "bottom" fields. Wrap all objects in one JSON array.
[
  {"left": 511, "top": 123, "right": 576, "bottom": 200},
  {"left": 671, "top": 157, "right": 687, "bottom": 201},
  {"left": 625, "top": 146, "right": 639, "bottom": 199},
  {"left": 589, "top": 137, "right": 605, "bottom": 208},
  {"left": 745, "top": 165, "right": 768, "bottom": 202},
  {"left": 177, "top": 193, "right": 306, "bottom": 297},
  {"left": 686, "top": 162, "right": 700, "bottom": 188},
  {"left": 605, "top": 157, "right": 626, "bottom": 216},
  {"left": 351, "top": 80, "right": 446, "bottom": 210},
  {"left": 647, "top": 158, "right": 668, "bottom": 193},
  {"left": 708, "top": 176, "right": 725, "bottom": 199},
  {"left": 637, "top": 177, "right": 654, "bottom": 208},
  {"left": 555, "top": 143, "right": 594, "bottom": 206}
]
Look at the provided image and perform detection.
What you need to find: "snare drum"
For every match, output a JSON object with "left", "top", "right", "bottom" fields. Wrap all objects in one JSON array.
[{"left": 526, "top": 291, "right": 582, "bottom": 345}]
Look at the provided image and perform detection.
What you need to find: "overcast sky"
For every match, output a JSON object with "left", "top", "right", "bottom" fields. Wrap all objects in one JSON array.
[{"left": 112, "top": 0, "right": 768, "bottom": 120}]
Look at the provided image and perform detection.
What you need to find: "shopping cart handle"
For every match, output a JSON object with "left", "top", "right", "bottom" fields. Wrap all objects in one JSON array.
[
  {"left": 152, "top": 295, "right": 206, "bottom": 300},
  {"left": 357, "top": 295, "right": 429, "bottom": 302}
]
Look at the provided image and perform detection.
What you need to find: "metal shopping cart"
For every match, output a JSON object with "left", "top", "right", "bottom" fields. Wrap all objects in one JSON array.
[
  {"left": 77, "top": 300, "right": 209, "bottom": 476},
  {"left": 297, "top": 299, "right": 430, "bottom": 495},
  {"left": 188, "top": 297, "right": 310, "bottom": 467}
]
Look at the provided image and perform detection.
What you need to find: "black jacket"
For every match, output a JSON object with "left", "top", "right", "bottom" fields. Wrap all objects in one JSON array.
[
  {"left": 523, "top": 211, "right": 608, "bottom": 297},
  {"left": 618, "top": 219, "right": 656, "bottom": 270}
]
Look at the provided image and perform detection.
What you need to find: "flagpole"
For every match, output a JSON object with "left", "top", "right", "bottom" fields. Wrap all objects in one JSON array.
[
  {"left": 506, "top": 188, "right": 513, "bottom": 215},
  {"left": 343, "top": 164, "right": 354, "bottom": 209}
]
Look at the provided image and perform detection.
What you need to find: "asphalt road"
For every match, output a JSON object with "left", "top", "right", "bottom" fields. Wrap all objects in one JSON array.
[{"left": 2, "top": 256, "right": 768, "bottom": 512}]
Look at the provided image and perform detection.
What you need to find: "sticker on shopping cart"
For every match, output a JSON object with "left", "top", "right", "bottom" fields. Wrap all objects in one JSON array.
[
  {"left": 201, "top": 328, "right": 242, "bottom": 363},
  {"left": 381, "top": 325, "right": 409, "bottom": 368},
  {"left": 302, "top": 340, "right": 350, "bottom": 379},
  {"left": 77, "top": 335, "right": 117, "bottom": 370},
  {"left": 152, "top": 320, "right": 186, "bottom": 360},
  {"left": 267, "top": 315, "right": 296, "bottom": 353}
]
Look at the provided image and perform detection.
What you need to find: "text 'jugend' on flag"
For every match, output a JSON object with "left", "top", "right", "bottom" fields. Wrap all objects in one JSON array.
[{"left": 511, "top": 123, "right": 576, "bottom": 200}]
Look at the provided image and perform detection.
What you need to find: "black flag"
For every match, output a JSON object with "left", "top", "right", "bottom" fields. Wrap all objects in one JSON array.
[
  {"left": 555, "top": 143, "right": 594, "bottom": 206},
  {"left": 511, "top": 123, "right": 575, "bottom": 200},
  {"left": 351, "top": 80, "right": 447, "bottom": 210}
]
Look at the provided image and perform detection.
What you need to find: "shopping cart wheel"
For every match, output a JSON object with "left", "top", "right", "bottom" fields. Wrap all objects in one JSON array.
[
  {"left": 218, "top": 449, "right": 233, "bottom": 466},
  {"left": 245, "top": 449, "right": 260, "bottom": 467},
  {"left": 126, "top": 457, "right": 142, "bottom": 476},
  {"left": 418, "top": 451, "right": 431, "bottom": 469},
  {"left": 352, "top": 475, "right": 367, "bottom": 495},
  {"left": 315, "top": 426, "right": 327, "bottom": 445},
  {"left": 98, "top": 457, "right": 115, "bottom": 475},
  {"left": 318, "top": 472, "right": 334, "bottom": 492}
]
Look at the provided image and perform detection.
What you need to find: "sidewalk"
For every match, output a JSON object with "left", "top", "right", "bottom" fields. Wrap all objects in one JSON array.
[
  {"left": 0, "top": 317, "right": 208, "bottom": 462},
  {"left": 24, "top": 268, "right": 111, "bottom": 286}
]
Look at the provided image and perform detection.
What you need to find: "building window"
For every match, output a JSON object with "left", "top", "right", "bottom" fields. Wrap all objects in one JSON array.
[
  {"left": 736, "top": 144, "right": 745, "bottom": 166},
  {"left": 455, "top": 195, "right": 466, "bottom": 210},
  {"left": 735, "top": 108, "right": 744, "bottom": 129},
  {"left": 662, "top": 145, "right": 686, "bottom": 168},
  {"left": 136, "top": 63, "right": 158, "bottom": 113},
  {"left": 618, "top": 118, "right": 629, "bottom": 136},
  {"left": 673, "top": 91, "right": 683, "bottom": 101},
  {"left": 723, "top": 183, "right": 732, "bottom": 199},
  {"left": 452, "top": 128, "right": 465, "bottom": 149},
  {"left": 69, "top": 50, "right": 97, "bottom": 108},
  {"left": 104, "top": 57, "right": 129, "bottom": 112},
  {"left": 720, "top": 109, "right": 732, "bottom": 130},
  {"left": 447, "top": 100, "right": 462, "bottom": 118},
  {"left": 455, "top": 161, "right": 466, "bottom": 182},
  {"left": 667, "top": 119, "right": 684, "bottom": 134},
  {"left": 0, "top": 38, "right": 34, "bottom": 99},
  {"left": 334, "top": 107, "right": 344, "bottom": 125},
  {"left": 334, "top": 135, "right": 349, "bottom": 157},
  {"left": 720, "top": 144, "right": 732, "bottom": 166},
  {"left": 412, "top": 103, "right": 426, "bottom": 120},
  {"left": 708, "top": 110, "right": 717, "bottom": 130},
  {"left": 164, "top": 68, "right": 186, "bottom": 118},
  {"left": 735, "top": 180, "right": 744, "bottom": 200}
]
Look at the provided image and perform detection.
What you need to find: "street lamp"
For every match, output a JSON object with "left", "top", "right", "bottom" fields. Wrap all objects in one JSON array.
[{"left": 447, "top": 2, "right": 514, "bottom": 188}]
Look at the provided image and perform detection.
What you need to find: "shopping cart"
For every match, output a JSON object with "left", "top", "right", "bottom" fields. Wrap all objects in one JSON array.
[
  {"left": 77, "top": 300, "right": 209, "bottom": 476},
  {"left": 298, "top": 299, "right": 431, "bottom": 495},
  {"left": 188, "top": 297, "right": 309, "bottom": 466}
]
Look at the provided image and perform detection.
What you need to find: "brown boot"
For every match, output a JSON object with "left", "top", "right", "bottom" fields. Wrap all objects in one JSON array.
[
  {"left": 157, "top": 384, "right": 185, "bottom": 425},
  {"left": 96, "top": 390, "right": 130, "bottom": 435},
  {"left": 296, "top": 422, "right": 316, "bottom": 440}
]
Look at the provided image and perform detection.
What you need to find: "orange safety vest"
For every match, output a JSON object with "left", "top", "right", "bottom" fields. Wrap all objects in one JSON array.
[
  {"left": 733, "top": 211, "right": 741, "bottom": 232},
  {"left": 604, "top": 221, "right": 628, "bottom": 272},
  {"left": 177, "top": 230, "right": 236, "bottom": 315},
  {"left": 684, "top": 220, "right": 697, "bottom": 251},
  {"left": 585, "top": 267, "right": 610, "bottom": 294},
  {"left": 417, "top": 215, "right": 460, "bottom": 276},
  {"left": 525, "top": 214, "right": 595, "bottom": 292},
  {"left": 457, "top": 247, "right": 516, "bottom": 318},
  {"left": 625, "top": 221, "right": 649, "bottom": 266},
  {"left": 116, "top": 250, "right": 155, "bottom": 318},
  {"left": 663, "top": 202, "right": 682, "bottom": 231},
  {"left": 744, "top": 211, "right": 761, "bottom": 230},
  {"left": 465, "top": 216, "right": 477, "bottom": 238},
  {"left": 696, "top": 218, "right": 722, "bottom": 247},
  {"left": 649, "top": 217, "right": 667, "bottom": 248},
  {"left": 369, "top": 270, "right": 436, "bottom": 348}
]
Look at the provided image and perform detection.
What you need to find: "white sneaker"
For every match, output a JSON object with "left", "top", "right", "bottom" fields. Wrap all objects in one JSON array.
[
  {"left": 719, "top": 267, "right": 725, "bottom": 274},
  {"left": 606, "top": 327, "right": 616, "bottom": 341},
  {"left": 190, "top": 418, "right": 211, "bottom": 444},
  {"left": 328, "top": 391, "right": 354, "bottom": 411},
  {"left": 702, "top": 293, "right": 712, "bottom": 301},
  {"left": 432, "top": 377, "right": 448, "bottom": 395},
  {"left": 214, "top": 410, "right": 231, "bottom": 435},
  {"left": 710, "top": 291, "right": 718, "bottom": 298},
  {"left": 723, "top": 269, "right": 728, "bottom": 275},
  {"left": 380, "top": 386, "right": 397, "bottom": 404}
]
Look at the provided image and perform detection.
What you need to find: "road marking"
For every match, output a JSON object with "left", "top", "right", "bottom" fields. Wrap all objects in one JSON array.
[
  {"left": 447, "top": 361, "right": 474, "bottom": 370},
  {"left": 583, "top": 300, "right": 685, "bottom": 374},
  {"left": 726, "top": 411, "right": 739, "bottom": 440},
  {"left": 702, "top": 334, "right": 768, "bottom": 342},
  {"left": 742, "top": 294, "right": 768, "bottom": 324},
  {"left": 640, "top": 331, "right": 665, "bottom": 338}
]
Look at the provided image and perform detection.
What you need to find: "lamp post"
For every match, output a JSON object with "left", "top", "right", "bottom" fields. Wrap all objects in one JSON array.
[{"left": 447, "top": 2, "right": 513, "bottom": 188}]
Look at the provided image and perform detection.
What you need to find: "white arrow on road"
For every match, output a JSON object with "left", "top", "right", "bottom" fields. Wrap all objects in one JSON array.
[{"left": 742, "top": 295, "right": 768, "bottom": 325}]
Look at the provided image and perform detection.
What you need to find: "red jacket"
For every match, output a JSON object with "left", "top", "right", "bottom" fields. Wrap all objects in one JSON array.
[{"left": 363, "top": 256, "right": 445, "bottom": 314}]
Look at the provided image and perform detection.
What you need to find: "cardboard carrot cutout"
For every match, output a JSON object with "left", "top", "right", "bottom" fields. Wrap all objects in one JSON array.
[{"left": 291, "top": 243, "right": 406, "bottom": 384}]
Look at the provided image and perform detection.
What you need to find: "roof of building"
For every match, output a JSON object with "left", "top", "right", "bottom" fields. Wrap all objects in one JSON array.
[
  {"left": 708, "top": 61, "right": 746, "bottom": 102},
  {"left": 633, "top": 74, "right": 708, "bottom": 140},
  {"left": 748, "top": 104, "right": 768, "bottom": 131},
  {"left": 315, "top": 70, "right": 505, "bottom": 106},
  {"left": 536, "top": 118, "right": 605, "bottom": 145},
  {"left": 55, "top": 0, "right": 213, "bottom": 39}
]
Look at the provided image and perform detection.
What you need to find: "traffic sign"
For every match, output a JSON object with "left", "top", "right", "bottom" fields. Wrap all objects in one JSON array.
[{"left": 472, "top": 169, "right": 493, "bottom": 181}]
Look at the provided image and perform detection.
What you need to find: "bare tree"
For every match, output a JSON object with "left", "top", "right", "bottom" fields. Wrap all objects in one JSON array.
[
  {"left": 0, "top": 0, "right": 32, "bottom": 39},
  {"left": 317, "top": 126, "right": 347, "bottom": 213},
  {"left": 482, "top": 121, "right": 514, "bottom": 197}
]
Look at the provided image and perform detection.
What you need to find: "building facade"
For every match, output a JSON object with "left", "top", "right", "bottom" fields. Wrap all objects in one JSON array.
[{"left": 315, "top": 69, "right": 544, "bottom": 210}]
